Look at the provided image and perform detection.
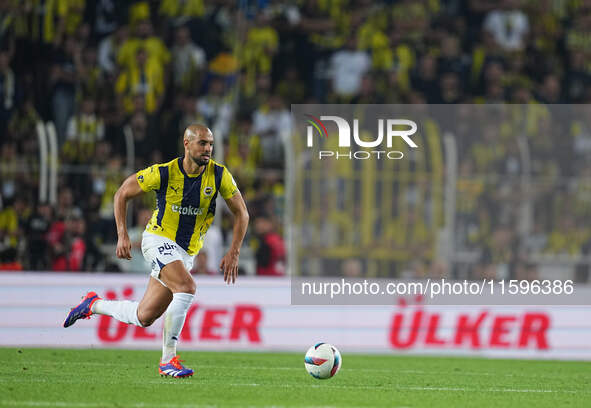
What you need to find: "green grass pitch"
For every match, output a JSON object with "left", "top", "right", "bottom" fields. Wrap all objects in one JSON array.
[{"left": 0, "top": 348, "right": 589, "bottom": 408}]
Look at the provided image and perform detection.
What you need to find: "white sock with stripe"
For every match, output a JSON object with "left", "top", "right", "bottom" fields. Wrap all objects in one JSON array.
[
  {"left": 91, "top": 300, "right": 143, "bottom": 327},
  {"left": 162, "top": 292, "right": 194, "bottom": 363}
]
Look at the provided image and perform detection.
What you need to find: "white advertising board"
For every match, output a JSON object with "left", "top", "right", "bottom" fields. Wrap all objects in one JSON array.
[{"left": 0, "top": 273, "right": 590, "bottom": 360}]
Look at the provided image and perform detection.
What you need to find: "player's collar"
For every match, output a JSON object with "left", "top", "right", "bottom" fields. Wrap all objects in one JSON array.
[{"left": 178, "top": 157, "right": 207, "bottom": 178}]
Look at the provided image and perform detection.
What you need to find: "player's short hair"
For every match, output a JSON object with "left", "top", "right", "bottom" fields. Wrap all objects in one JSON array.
[{"left": 184, "top": 124, "right": 212, "bottom": 141}]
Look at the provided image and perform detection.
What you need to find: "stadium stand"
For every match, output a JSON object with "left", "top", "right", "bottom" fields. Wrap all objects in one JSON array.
[{"left": 0, "top": 0, "right": 590, "bottom": 283}]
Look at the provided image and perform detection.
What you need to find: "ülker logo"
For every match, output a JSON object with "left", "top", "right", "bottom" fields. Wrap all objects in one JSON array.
[{"left": 305, "top": 114, "right": 419, "bottom": 160}]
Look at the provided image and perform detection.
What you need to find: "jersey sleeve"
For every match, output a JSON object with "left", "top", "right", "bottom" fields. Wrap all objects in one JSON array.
[
  {"left": 136, "top": 164, "right": 161, "bottom": 192},
  {"left": 220, "top": 167, "right": 239, "bottom": 199}
]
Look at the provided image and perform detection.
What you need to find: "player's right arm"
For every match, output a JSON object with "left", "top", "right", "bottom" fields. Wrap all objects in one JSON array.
[{"left": 114, "top": 174, "right": 145, "bottom": 260}]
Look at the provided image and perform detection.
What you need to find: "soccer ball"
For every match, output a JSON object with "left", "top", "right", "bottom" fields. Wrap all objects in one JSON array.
[{"left": 304, "top": 342, "right": 342, "bottom": 379}]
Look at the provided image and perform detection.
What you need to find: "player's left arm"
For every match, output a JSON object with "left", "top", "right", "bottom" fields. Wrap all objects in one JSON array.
[{"left": 220, "top": 190, "right": 249, "bottom": 284}]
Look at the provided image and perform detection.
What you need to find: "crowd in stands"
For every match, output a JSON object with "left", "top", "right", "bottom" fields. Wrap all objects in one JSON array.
[{"left": 0, "top": 0, "right": 590, "bottom": 282}]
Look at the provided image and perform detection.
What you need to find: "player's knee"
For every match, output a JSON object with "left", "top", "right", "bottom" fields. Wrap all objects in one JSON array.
[
  {"left": 139, "top": 316, "right": 155, "bottom": 327},
  {"left": 171, "top": 274, "right": 196, "bottom": 294},
  {"left": 137, "top": 310, "right": 157, "bottom": 327},
  {"left": 179, "top": 279, "right": 196, "bottom": 295},
  {"left": 167, "top": 275, "right": 196, "bottom": 294}
]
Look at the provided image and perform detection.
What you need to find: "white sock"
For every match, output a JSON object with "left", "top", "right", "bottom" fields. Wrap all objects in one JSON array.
[
  {"left": 91, "top": 299, "right": 143, "bottom": 327},
  {"left": 162, "top": 292, "right": 194, "bottom": 363}
]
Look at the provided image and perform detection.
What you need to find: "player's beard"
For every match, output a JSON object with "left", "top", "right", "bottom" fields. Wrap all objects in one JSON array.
[{"left": 190, "top": 153, "right": 210, "bottom": 167}]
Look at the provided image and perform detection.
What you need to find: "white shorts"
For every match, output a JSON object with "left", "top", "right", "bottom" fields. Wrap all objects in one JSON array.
[{"left": 141, "top": 231, "right": 194, "bottom": 286}]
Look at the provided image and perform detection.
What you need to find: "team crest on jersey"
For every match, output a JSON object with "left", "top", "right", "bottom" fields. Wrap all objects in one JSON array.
[
  {"left": 204, "top": 186, "right": 213, "bottom": 196},
  {"left": 138, "top": 175, "right": 144, "bottom": 183}
]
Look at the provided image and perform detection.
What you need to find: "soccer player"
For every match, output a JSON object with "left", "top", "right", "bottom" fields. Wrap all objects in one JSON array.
[{"left": 63, "top": 124, "right": 249, "bottom": 378}]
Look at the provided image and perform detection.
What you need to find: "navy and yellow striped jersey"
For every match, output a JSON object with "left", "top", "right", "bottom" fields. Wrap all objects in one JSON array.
[{"left": 136, "top": 157, "right": 238, "bottom": 255}]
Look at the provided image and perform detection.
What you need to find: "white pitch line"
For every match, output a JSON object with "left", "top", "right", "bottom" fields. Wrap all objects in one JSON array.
[
  {"left": 0, "top": 401, "right": 340, "bottom": 408},
  {"left": 10, "top": 361, "right": 591, "bottom": 380},
  {"left": 4, "top": 377, "right": 585, "bottom": 394},
  {"left": 397, "top": 386, "right": 561, "bottom": 393},
  {"left": 221, "top": 383, "right": 585, "bottom": 394},
  {"left": 0, "top": 402, "right": 216, "bottom": 408}
]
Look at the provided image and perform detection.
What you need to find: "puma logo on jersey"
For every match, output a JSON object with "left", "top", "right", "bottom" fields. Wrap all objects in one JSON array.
[
  {"left": 171, "top": 204, "right": 203, "bottom": 215},
  {"left": 170, "top": 186, "right": 179, "bottom": 193}
]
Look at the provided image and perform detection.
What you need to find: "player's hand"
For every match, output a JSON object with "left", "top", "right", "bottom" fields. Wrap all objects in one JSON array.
[
  {"left": 220, "top": 250, "right": 239, "bottom": 284},
  {"left": 116, "top": 233, "right": 132, "bottom": 260}
]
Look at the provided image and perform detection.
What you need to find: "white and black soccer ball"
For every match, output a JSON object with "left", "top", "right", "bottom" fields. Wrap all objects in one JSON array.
[{"left": 304, "top": 342, "right": 342, "bottom": 379}]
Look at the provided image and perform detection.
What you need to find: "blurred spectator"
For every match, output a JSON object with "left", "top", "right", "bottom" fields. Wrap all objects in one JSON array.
[
  {"left": 251, "top": 94, "right": 291, "bottom": 169},
  {"left": 0, "top": 1, "right": 15, "bottom": 50},
  {"left": 55, "top": 187, "right": 75, "bottom": 220},
  {"left": 171, "top": 25, "right": 206, "bottom": 93},
  {"left": 411, "top": 54, "right": 439, "bottom": 103},
  {"left": 328, "top": 35, "right": 370, "bottom": 100},
  {"left": 537, "top": 73, "right": 563, "bottom": 104},
  {"left": 239, "top": 74, "right": 271, "bottom": 115},
  {"left": 116, "top": 46, "right": 165, "bottom": 114},
  {"left": 178, "top": 93, "right": 204, "bottom": 137},
  {"left": 0, "top": 47, "right": 15, "bottom": 135},
  {"left": 0, "top": 196, "right": 20, "bottom": 270},
  {"left": 254, "top": 216, "right": 285, "bottom": 276},
  {"left": 158, "top": 0, "right": 205, "bottom": 25},
  {"left": 241, "top": 15, "right": 278, "bottom": 97},
  {"left": 391, "top": 0, "right": 432, "bottom": 51},
  {"left": 76, "top": 43, "right": 102, "bottom": 99},
  {"left": 7, "top": 92, "right": 40, "bottom": 143},
  {"left": 26, "top": 202, "right": 52, "bottom": 270},
  {"left": 196, "top": 77, "right": 232, "bottom": 138},
  {"left": 352, "top": 74, "right": 384, "bottom": 104},
  {"left": 565, "top": 51, "right": 590, "bottom": 102},
  {"left": 127, "top": 2, "right": 150, "bottom": 28},
  {"left": 201, "top": 224, "right": 223, "bottom": 276},
  {"left": 477, "top": 60, "right": 507, "bottom": 102},
  {"left": 9, "top": 96, "right": 41, "bottom": 194},
  {"left": 275, "top": 67, "right": 306, "bottom": 104},
  {"left": 118, "top": 206, "right": 152, "bottom": 273},
  {"left": 51, "top": 207, "right": 87, "bottom": 271},
  {"left": 117, "top": 18, "right": 170, "bottom": 72},
  {"left": 524, "top": 223, "right": 548, "bottom": 254},
  {"left": 13, "top": 195, "right": 31, "bottom": 236},
  {"left": 0, "top": 141, "right": 20, "bottom": 200},
  {"left": 190, "top": 250, "right": 217, "bottom": 275},
  {"left": 225, "top": 115, "right": 261, "bottom": 194},
  {"left": 98, "top": 24, "right": 129, "bottom": 77},
  {"left": 514, "top": 262, "right": 539, "bottom": 281},
  {"left": 545, "top": 214, "right": 588, "bottom": 256},
  {"left": 510, "top": 79, "right": 535, "bottom": 103},
  {"left": 124, "top": 95, "right": 155, "bottom": 159},
  {"left": 341, "top": 258, "right": 363, "bottom": 278},
  {"left": 43, "top": 0, "right": 86, "bottom": 45},
  {"left": 97, "top": 156, "right": 124, "bottom": 242},
  {"left": 438, "top": 33, "right": 470, "bottom": 78},
  {"left": 63, "top": 96, "right": 105, "bottom": 164},
  {"left": 357, "top": 7, "right": 393, "bottom": 73},
  {"left": 89, "top": 0, "right": 121, "bottom": 40},
  {"left": 483, "top": 0, "right": 530, "bottom": 52},
  {"left": 437, "top": 71, "right": 463, "bottom": 103},
  {"left": 50, "top": 35, "right": 79, "bottom": 144}
]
